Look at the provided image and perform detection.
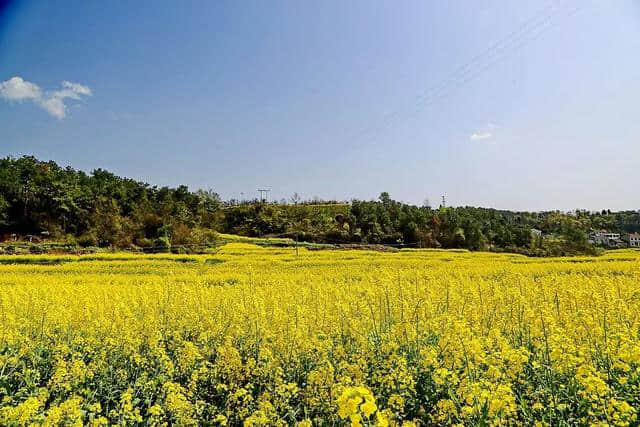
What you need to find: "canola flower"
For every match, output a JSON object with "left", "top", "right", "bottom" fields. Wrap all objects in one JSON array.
[
  {"left": 0, "top": 244, "right": 639, "bottom": 425},
  {"left": 336, "top": 386, "right": 380, "bottom": 426}
]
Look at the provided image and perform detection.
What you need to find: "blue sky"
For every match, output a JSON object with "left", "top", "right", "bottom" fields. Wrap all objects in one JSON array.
[{"left": 1, "top": 0, "right": 639, "bottom": 210}]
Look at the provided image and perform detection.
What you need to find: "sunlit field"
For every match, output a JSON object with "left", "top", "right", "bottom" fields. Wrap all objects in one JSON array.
[{"left": 1, "top": 245, "right": 639, "bottom": 426}]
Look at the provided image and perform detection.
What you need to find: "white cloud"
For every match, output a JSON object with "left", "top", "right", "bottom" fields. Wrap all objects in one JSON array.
[
  {"left": 470, "top": 123, "right": 496, "bottom": 141},
  {"left": 470, "top": 132, "right": 492, "bottom": 141},
  {"left": 41, "top": 81, "right": 93, "bottom": 119},
  {"left": 0, "top": 76, "right": 42, "bottom": 100},
  {"left": 38, "top": 97, "right": 67, "bottom": 120},
  {"left": 61, "top": 81, "right": 92, "bottom": 96},
  {"left": 0, "top": 76, "right": 92, "bottom": 119}
]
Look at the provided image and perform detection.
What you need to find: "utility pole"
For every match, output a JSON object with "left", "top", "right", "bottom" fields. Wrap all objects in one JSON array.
[{"left": 258, "top": 189, "right": 270, "bottom": 203}]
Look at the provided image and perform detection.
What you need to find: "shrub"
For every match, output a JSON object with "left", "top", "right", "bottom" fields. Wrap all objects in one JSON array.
[
  {"left": 192, "top": 228, "right": 218, "bottom": 246},
  {"left": 28, "top": 245, "right": 46, "bottom": 254},
  {"left": 65, "top": 234, "right": 79, "bottom": 246},
  {"left": 153, "top": 236, "right": 171, "bottom": 253},
  {"left": 77, "top": 233, "right": 99, "bottom": 248},
  {"left": 171, "top": 223, "right": 194, "bottom": 245},
  {"left": 170, "top": 245, "right": 189, "bottom": 254},
  {"left": 135, "top": 237, "right": 153, "bottom": 248}
]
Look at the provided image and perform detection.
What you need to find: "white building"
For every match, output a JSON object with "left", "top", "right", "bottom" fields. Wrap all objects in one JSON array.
[
  {"left": 589, "top": 231, "right": 621, "bottom": 246},
  {"left": 622, "top": 233, "right": 640, "bottom": 247}
]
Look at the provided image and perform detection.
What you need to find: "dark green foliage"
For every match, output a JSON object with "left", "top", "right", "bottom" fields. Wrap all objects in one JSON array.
[
  {"left": 77, "top": 232, "right": 98, "bottom": 248},
  {"left": 0, "top": 156, "right": 221, "bottom": 248},
  {"left": 152, "top": 236, "right": 171, "bottom": 253},
  {"left": 220, "top": 194, "right": 639, "bottom": 256},
  {"left": 28, "top": 244, "right": 45, "bottom": 254},
  {"left": 0, "top": 194, "right": 8, "bottom": 226},
  {"left": 1, "top": 156, "right": 638, "bottom": 256}
]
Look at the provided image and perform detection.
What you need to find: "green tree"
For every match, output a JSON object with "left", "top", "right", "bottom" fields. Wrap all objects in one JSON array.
[{"left": 0, "top": 194, "right": 8, "bottom": 226}]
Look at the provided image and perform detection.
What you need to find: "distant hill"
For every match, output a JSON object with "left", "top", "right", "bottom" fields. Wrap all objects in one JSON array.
[{"left": 1, "top": 155, "right": 639, "bottom": 256}]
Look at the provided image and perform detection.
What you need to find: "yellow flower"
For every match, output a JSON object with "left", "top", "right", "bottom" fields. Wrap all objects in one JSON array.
[
  {"left": 360, "top": 401, "right": 377, "bottom": 417},
  {"left": 337, "top": 386, "right": 378, "bottom": 423},
  {"left": 2, "top": 246, "right": 640, "bottom": 425}
]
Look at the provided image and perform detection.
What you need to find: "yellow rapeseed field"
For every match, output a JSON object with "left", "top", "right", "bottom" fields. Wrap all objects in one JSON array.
[{"left": 1, "top": 245, "right": 639, "bottom": 426}]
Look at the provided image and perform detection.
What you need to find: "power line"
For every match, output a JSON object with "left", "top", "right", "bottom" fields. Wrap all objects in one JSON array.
[{"left": 346, "top": 0, "right": 588, "bottom": 146}]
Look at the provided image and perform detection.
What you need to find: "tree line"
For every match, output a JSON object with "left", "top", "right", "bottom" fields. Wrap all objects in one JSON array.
[
  {"left": 0, "top": 156, "right": 221, "bottom": 249},
  {"left": 218, "top": 193, "right": 628, "bottom": 255},
  {"left": 2, "top": 156, "right": 639, "bottom": 255}
]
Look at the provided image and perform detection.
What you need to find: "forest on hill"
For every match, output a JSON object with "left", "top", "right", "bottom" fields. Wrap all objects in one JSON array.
[{"left": 1, "top": 156, "right": 639, "bottom": 255}]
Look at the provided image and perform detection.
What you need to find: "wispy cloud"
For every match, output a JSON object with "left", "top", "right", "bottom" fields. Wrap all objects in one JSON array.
[
  {"left": 470, "top": 132, "right": 492, "bottom": 141},
  {"left": 470, "top": 123, "right": 496, "bottom": 142},
  {"left": 0, "top": 76, "right": 92, "bottom": 119}
]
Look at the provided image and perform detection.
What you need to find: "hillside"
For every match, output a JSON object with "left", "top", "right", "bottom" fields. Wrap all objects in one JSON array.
[{"left": 2, "top": 156, "right": 639, "bottom": 256}]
